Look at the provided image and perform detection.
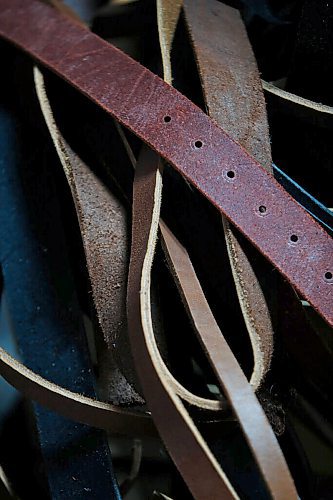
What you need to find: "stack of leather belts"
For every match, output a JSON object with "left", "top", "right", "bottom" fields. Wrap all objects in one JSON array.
[{"left": 0, "top": 0, "right": 332, "bottom": 498}]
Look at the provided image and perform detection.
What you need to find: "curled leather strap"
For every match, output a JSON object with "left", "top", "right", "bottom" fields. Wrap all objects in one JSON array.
[
  {"left": 127, "top": 145, "right": 297, "bottom": 499},
  {"left": 34, "top": 66, "right": 223, "bottom": 412},
  {"left": 127, "top": 146, "right": 238, "bottom": 499},
  {"left": 0, "top": 0, "right": 331, "bottom": 326},
  {"left": 0, "top": 348, "right": 155, "bottom": 437},
  {"left": 183, "top": 0, "right": 274, "bottom": 388}
]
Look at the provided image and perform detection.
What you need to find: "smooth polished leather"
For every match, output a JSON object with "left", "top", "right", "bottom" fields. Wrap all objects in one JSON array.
[{"left": 0, "top": 0, "right": 331, "bottom": 327}]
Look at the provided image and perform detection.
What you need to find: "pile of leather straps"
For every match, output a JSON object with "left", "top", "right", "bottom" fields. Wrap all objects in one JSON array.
[{"left": 0, "top": 0, "right": 332, "bottom": 498}]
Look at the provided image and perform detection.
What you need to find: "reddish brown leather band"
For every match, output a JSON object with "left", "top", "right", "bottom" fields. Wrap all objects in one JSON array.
[{"left": 0, "top": 0, "right": 331, "bottom": 327}]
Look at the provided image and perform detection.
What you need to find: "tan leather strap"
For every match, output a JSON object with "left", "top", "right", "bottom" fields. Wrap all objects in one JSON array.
[
  {"left": 183, "top": 0, "right": 274, "bottom": 388},
  {"left": 0, "top": 0, "right": 331, "bottom": 326},
  {"left": 263, "top": 80, "right": 333, "bottom": 116},
  {"left": 156, "top": 0, "right": 182, "bottom": 85},
  {"left": 0, "top": 348, "right": 155, "bottom": 437}
]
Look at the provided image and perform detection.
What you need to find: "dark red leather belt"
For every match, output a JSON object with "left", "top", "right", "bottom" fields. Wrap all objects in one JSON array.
[{"left": 0, "top": 0, "right": 332, "bottom": 327}]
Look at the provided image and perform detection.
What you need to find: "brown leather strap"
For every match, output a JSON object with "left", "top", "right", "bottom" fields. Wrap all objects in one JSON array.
[
  {"left": 127, "top": 146, "right": 238, "bottom": 499},
  {"left": 0, "top": 0, "right": 331, "bottom": 326},
  {"left": 127, "top": 145, "right": 297, "bottom": 498},
  {"left": 160, "top": 221, "right": 297, "bottom": 499},
  {"left": 0, "top": 348, "right": 155, "bottom": 437},
  {"left": 130, "top": 4, "right": 296, "bottom": 497},
  {"left": 183, "top": 0, "right": 274, "bottom": 388}
]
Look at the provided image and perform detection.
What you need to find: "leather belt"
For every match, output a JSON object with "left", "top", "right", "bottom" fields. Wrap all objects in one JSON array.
[{"left": 0, "top": 0, "right": 331, "bottom": 327}]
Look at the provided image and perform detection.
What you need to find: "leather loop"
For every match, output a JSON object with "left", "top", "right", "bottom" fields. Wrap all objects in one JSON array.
[
  {"left": 0, "top": 347, "right": 156, "bottom": 437},
  {"left": 127, "top": 145, "right": 297, "bottom": 499}
]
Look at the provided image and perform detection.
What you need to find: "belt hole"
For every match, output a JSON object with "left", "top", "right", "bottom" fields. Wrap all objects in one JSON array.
[
  {"left": 258, "top": 205, "right": 267, "bottom": 215},
  {"left": 164, "top": 115, "right": 171, "bottom": 123},
  {"left": 325, "top": 271, "right": 333, "bottom": 281},
  {"left": 226, "top": 170, "right": 235, "bottom": 179},
  {"left": 194, "top": 140, "right": 203, "bottom": 149},
  {"left": 290, "top": 234, "right": 299, "bottom": 243}
]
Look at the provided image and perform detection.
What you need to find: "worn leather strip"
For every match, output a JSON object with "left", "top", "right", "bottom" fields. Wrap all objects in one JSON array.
[
  {"left": 0, "top": 348, "right": 155, "bottom": 437},
  {"left": 34, "top": 66, "right": 143, "bottom": 406},
  {"left": 0, "top": 0, "right": 331, "bottom": 326},
  {"left": 183, "top": 0, "right": 274, "bottom": 388},
  {"left": 128, "top": 145, "right": 297, "bottom": 499},
  {"left": 156, "top": 0, "right": 182, "bottom": 85}
]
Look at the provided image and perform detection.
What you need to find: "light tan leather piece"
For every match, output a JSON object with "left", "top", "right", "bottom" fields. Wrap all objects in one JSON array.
[
  {"left": 156, "top": 0, "right": 182, "bottom": 85},
  {"left": 263, "top": 80, "right": 333, "bottom": 115},
  {"left": 0, "top": 465, "right": 12, "bottom": 499},
  {"left": 183, "top": 0, "right": 274, "bottom": 388},
  {"left": 0, "top": 347, "right": 155, "bottom": 437}
]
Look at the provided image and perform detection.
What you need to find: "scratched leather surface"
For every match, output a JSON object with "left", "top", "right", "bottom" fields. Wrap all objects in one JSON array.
[{"left": 0, "top": 0, "right": 331, "bottom": 326}]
